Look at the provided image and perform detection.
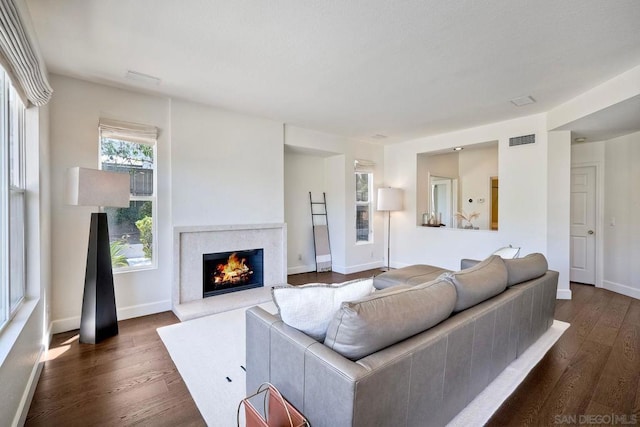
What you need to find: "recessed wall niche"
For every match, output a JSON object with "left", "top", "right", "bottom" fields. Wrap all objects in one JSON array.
[{"left": 416, "top": 141, "right": 498, "bottom": 230}]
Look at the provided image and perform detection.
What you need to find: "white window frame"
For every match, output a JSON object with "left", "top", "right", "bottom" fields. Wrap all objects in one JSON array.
[
  {"left": 355, "top": 171, "right": 374, "bottom": 244},
  {"left": 99, "top": 131, "right": 158, "bottom": 273},
  {"left": 0, "top": 69, "right": 26, "bottom": 332}
]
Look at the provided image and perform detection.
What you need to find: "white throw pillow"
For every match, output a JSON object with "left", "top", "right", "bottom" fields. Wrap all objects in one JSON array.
[
  {"left": 271, "top": 277, "right": 374, "bottom": 341},
  {"left": 492, "top": 245, "right": 520, "bottom": 259}
]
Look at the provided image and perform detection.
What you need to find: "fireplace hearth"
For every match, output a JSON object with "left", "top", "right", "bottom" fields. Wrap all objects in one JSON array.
[{"left": 203, "top": 249, "right": 264, "bottom": 298}]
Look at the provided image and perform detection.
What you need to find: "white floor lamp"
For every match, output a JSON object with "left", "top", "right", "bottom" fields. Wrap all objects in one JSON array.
[{"left": 377, "top": 187, "right": 403, "bottom": 271}]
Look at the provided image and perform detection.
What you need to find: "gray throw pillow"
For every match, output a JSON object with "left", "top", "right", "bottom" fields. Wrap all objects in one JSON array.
[
  {"left": 324, "top": 279, "right": 456, "bottom": 361},
  {"left": 444, "top": 255, "right": 508, "bottom": 312}
]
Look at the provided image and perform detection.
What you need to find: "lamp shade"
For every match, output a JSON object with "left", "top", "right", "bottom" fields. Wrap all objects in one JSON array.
[
  {"left": 377, "top": 187, "right": 403, "bottom": 211},
  {"left": 65, "top": 167, "right": 130, "bottom": 207}
]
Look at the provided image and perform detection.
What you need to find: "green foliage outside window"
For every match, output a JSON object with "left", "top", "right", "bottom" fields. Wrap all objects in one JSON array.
[
  {"left": 110, "top": 240, "right": 129, "bottom": 268},
  {"left": 101, "top": 137, "right": 155, "bottom": 268},
  {"left": 136, "top": 216, "right": 153, "bottom": 259},
  {"left": 139, "top": 201, "right": 152, "bottom": 218},
  {"left": 101, "top": 138, "right": 153, "bottom": 165}
]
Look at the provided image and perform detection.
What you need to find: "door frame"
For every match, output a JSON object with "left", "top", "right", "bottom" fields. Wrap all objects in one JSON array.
[{"left": 570, "top": 161, "right": 604, "bottom": 288}]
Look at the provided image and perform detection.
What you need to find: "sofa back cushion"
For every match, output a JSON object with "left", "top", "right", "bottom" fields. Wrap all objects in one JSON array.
[
  {"left": 504, "top": 253, "right": 548, "bottom": 287},
  {"left": 323, "top": 279, "right": 456, "bottom": 360},
  {"left": 445, "top": 255, "right": 508, "bottom": 312},
  {"left": 373, "top": 264, "right": 450, "bottom": 289}
]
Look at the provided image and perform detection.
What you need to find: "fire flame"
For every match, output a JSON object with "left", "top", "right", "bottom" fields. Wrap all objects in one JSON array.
[{"left": 214, "top": 253, "right": 252, "bottom": 284}]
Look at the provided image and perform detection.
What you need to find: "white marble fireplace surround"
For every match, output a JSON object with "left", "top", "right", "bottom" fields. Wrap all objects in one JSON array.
[{"left": 173, "top": 223, "right": 287, "bottom": 321}]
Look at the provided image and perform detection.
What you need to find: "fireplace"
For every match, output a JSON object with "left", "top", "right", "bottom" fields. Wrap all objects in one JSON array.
[{"left": 203, "top": 249, "right": 264, "bottom": 298}]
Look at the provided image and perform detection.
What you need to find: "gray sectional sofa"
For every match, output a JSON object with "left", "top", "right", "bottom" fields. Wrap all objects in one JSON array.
[{"left": 246, "top": 253, "right": 558, "bottom": 427}]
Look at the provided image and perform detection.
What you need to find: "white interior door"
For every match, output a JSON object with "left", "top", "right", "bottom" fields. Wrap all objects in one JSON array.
[{"left": 570, "top": 166, "right": 596, "bottom": 284}]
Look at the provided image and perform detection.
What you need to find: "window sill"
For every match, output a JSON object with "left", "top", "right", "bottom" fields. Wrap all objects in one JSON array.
[
  {"left": 355, "top": 241, "right": 374, "bottom": 246},
  {"left": 113, "top": 264, "right": 157, "bottom": 275},
  {"left": 0, "top": 297, "right": 40, "bottom": 367}
]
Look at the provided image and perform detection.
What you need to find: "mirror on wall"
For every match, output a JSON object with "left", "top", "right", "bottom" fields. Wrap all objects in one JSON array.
[
  {"left": 416, "top": 141, "right": 498, "bottom": 230},
  {"left": 428, "top": 175, "right": 458, "bottom": 227}
]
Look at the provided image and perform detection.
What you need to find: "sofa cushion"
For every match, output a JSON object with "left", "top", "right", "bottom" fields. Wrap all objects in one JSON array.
[
  {"left": 271, "top": 277, "right": 374, "bottom": 341},
  {"left": 504, "top": 253, "right": 548, "bottom": 287},
  {"left": 373, "top": 264, "right": 451, "bottom": 289},
  {"left": 445, "top": 255, "right": 508, "bottom": 312},
  {"left": 323, "top": 279, "right": 456, "bottom": 360}
]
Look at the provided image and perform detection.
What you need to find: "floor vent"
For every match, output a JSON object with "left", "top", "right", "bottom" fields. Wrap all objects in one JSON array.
[{"left": 509, "top": 134, "right": 536, "bottom": 147}]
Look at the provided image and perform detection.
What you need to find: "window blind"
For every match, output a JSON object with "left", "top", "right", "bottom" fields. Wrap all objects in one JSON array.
[
  {"left": 0, "top": 0, "right": 52, "bottom": 106},
  {"left": 354, "top": 159, "right": 376, "bottom": 173},
  {"left": 99, "top": 118, "right": 159, "bottom": 145}
]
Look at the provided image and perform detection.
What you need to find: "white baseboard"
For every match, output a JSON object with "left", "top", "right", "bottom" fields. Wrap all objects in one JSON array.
[
  {"left": 330, "top": 264, "right": 346, "bottom": 274},
  {"left": 13, "top": 345, "right": 44, "bottom": 427},
  {"left": 556, "top": 288, "right": 572, "bottom": 300},
  {"left": 287, "top": 263, "right": 384, "bottom": 276},
  {"left": 391, "top": 261, "right": 413, "bottom": 269},
  {"left": 279, "top": 260, "right": 386, "bottom": 277},
  {"left": 118, "top": 300, "right": 172, "bottom": 320},
  {"left": 51, "top": 299, "right": 172, "bottom": 334},
  {"left": 341, "top": 261, "right": 384, "bottom": 275},
  {"left": 287, "top": 264, "right": 315, "bottom": 275},
  {"left": 51, "top": 316, "right": 80, "bottom": 335},
  {"left": 603, "top": 280, "right": 640, "bottom": 300}
]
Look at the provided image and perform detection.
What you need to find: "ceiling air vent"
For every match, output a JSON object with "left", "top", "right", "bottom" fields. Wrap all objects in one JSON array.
[{"left": 509, "top": 134, "right": 536, "bottom": 147}]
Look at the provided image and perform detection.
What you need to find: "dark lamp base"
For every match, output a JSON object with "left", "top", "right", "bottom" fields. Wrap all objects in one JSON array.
[{"left": 80, "top": 212, "right": 119, "bottom": 344}]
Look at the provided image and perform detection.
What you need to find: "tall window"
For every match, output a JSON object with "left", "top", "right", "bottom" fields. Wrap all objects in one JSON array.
[
  {"left": 99, "top": 120, "right": 157, "bottom": 271},
  {"left": 355, "top": 172, "right": 373, "bottom": 243},
  {"left": 1, "top": 68, "right": 26, "bottom": 330}
]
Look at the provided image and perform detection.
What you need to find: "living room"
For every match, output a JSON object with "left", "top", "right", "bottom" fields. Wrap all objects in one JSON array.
[{"left": 2, "top": 0, "right": 640, "bottom": 425}]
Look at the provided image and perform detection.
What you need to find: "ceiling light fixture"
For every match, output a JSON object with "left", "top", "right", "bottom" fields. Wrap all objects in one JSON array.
[
  {"left": 574, "top": 137, "right": 587, "bottom": 143},
  {"left": 125, "top": 70, "right": 161, "bottom": 86},
  {"left": 371, "top": 134, "right": 388, "bottom": 140},
  {"left": 453, "top": 147, "right": 464, "bottom": 151},
  {"left": 510, "top": 95, "right": 536, "bottom": 107}
]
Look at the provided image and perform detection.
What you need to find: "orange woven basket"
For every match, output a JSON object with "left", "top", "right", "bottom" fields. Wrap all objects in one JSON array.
[{"left": 238, "top": 382, "right": 309, "bottom": 427}]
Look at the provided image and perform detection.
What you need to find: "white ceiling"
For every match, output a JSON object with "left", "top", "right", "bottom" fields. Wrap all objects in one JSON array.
[{"left": 25, "top": 0, "right": 640, "bottom": 144}]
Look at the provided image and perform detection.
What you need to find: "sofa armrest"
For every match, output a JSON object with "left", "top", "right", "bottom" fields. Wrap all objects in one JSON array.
[
  {"left": 460, "top": 258, "right": 481, "bottom": 269},
  {"left": 246, "top": 306, "right": 371, "bottom": 427},
  {"left": 246, "top": 306, "right": 279, "bottom": 394}
]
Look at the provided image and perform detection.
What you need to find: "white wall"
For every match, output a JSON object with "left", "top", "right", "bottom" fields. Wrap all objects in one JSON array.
[
  {"left": 284, "top": 151, "right": 326, "bottom": 274},
  {"left": 49, "top": 75, "right": 172, "bottom": 333},
  {"left": 325, "top": 154, "right": 348, "bottom": 271},
  {"left": 571, "top": 133, "right": 640, "bottom": 298},
  {"left": 547, "top": 131, "right": 572, "bottom": 299},
  {"left": 48, "top": 76, "right": 288, "bottom": 333},
  {"left": 384, "top": 114, "right": 565, "bottom": 290},
  {"left": 170, "top": 99, "right": 284, "bottom": 226},
  {"left": 284, "top": 126, "right": 385, "bottom": 274},
  {"left": 458, "top": 145, "right": 498, "bottom": 230},
  {"left": 602, "top": 131, "right": 640, "bottom": 297}
]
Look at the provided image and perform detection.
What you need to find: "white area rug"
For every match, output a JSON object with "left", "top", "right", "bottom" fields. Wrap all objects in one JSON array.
[
  {"left": 157, "top": 302, "right": 278, "bottom": 427},
  {"left": 158, "top": 304, "right": 569, "bottom": 427}
]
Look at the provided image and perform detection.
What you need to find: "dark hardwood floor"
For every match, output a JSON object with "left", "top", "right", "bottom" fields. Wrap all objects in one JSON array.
[
  {"left": 25, "top": 311, "right": 205, "bottom": 426},
  {"left": 26, "top": 273, "right": 640, "bottom": 426},
  {"left": 286, "top": 268, "right": 379, "bottom": 286},
  {"left": 488, "top": 283, "right": 640, "bottom": 426}
]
